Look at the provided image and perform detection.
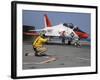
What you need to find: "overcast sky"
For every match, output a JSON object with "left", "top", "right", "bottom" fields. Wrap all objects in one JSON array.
[{"left": 23, "top": 10, "right": 91, "bottom": 35}]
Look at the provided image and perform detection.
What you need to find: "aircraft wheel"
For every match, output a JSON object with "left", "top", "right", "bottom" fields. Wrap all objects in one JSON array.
[
  {"left": 68, "top": 41, "right": 71, "bottom": 45},
  {"left": 74, "top": 42, "right": 81, "bottom": 47}
]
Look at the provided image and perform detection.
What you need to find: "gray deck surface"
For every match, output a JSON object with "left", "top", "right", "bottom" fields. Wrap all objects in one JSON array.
[{"left": 23, "top": 40, "right": 90, "bottom": 69}]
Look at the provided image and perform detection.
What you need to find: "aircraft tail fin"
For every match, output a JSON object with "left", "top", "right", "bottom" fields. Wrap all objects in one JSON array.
[{"left": 44, "top": 14, "right": 52, "bottom": 27}]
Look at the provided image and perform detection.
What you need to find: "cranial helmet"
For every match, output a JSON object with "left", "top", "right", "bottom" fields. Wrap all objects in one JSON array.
[{"left": 40, "top": 31, "right": 46, "bottom": 37}]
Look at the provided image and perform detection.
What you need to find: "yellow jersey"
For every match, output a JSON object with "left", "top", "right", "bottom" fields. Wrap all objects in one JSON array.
[{"left": 33, "top": 36, "right": 48, "bottom": 48}]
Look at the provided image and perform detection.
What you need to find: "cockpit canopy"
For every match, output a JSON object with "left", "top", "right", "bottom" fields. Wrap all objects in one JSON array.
[
  {"left": 63, "top": 23, "right": 74, "bottom": 29},
  {"left": 63, "top": 23, "right": 85, "bottom": 33},
  {"left": 73, "top": 27, "right": 85, "bottom": 33}
]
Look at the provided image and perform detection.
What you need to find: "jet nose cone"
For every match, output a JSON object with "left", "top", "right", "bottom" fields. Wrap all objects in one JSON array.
[{"left": 82, "top": 33, "right": 88, "bottom": 38}]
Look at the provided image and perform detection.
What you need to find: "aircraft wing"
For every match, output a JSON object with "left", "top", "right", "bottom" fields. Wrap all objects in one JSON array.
[
  {"left": 23, "top": 32, "right": 39, "bottom": 36},
  {"left": 29, "top": 29, "right": 45, "bottom": 32}
]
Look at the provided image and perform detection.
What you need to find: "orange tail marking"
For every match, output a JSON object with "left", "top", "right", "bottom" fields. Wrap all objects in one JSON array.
[{"left": 44, "top": 14, "right": 52, "bottom": 27}]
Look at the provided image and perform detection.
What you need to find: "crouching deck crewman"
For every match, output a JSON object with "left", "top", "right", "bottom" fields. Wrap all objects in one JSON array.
[{"left": 25, "top": 33, "right": 49, "bottom": 57}]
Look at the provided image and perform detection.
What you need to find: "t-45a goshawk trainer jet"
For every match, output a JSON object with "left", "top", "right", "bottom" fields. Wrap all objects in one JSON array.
[{"left": 29, "top": 14, "right": 89, "bottom": 46}]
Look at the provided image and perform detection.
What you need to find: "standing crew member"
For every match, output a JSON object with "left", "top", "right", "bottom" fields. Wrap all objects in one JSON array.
[{"left": 60, "top": 31, "right": 66, "bottom": 44}]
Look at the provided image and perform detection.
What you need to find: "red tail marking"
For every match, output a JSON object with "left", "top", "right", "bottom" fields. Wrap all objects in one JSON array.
[{"left": 44, "top": 14, "right": 52, "bottom": 27}]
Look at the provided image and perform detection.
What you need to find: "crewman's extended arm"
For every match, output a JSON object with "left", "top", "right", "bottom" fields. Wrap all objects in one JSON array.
[{"left": 40, "top": 38, "right": 48, "bottom": 43}]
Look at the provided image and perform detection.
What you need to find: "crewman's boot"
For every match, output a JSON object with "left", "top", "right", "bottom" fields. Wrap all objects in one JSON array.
[{"left": 25, "top": 53, "right": 29, "bottom": 56}]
